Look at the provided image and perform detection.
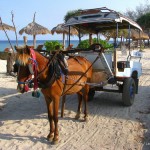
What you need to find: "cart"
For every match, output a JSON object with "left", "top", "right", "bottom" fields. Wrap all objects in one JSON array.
[{"left": 64, "top": 7, "right": 143, "bottom": 106}]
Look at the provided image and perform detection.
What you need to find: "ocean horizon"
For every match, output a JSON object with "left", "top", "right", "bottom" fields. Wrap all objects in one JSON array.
[{"left": 0, "top": 40, "right": 79, "bottom": 52}]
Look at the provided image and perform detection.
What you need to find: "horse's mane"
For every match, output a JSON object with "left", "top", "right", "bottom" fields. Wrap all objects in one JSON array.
[
  {"left": 16, "top": 49, "right": 49, "bottom": 66},
  {"left": 17, "top": 52, "right": 31, "bottom": 66}
]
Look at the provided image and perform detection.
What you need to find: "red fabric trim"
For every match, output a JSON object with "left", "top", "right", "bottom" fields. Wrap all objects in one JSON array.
[{"left": 30, "top": 48, "right": 38, "bottom": 91}]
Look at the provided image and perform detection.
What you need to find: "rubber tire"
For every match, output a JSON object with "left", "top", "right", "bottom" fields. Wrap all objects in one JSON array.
[
  {"left": 122, "top": 78, "right": 136, "bottom": 106},
  {"left": 88, "top": 88, "right": 95, "bottom": 101}
]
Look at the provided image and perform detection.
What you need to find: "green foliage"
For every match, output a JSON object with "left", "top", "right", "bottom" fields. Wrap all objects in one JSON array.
[
  {"left": 77, "top": 39, "right": 90, "bottom": 49},
  {"left": 137, "top": 13, "right": 150, "bottom": 29},
  {"left": 44, "top": 41, "right": 63, "bottom": 51},
  {"left": 77, "top": 38, "right": 113, "bottom": 51}
]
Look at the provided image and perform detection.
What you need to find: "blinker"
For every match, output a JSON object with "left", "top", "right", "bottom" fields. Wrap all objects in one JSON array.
[{"left": 28, "top": 64, "right": 34, "bottom": 75}]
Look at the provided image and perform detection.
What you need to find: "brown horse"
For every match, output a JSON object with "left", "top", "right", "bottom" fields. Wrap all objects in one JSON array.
[{"left": 15, "top": 45, "right": 93, "bottom": 144}]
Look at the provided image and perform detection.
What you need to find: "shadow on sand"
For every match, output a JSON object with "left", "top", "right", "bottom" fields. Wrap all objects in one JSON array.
[{"left": 0, "top": 84, "right": 150, "bottom": 149}]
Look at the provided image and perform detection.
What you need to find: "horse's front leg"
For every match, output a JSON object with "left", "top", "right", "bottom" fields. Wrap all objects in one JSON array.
[
  {"left": 53, "top": 97, "right": 60, "bottom": 144},
  {"left": 75, "top": 92, "right": 82, "bottom": 120},
  {"left": 45, "top": 98, "right": 54, "bottom": 142}
]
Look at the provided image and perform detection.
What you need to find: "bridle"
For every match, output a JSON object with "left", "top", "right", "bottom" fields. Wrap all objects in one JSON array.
[
  {"left": 17, "top": 48, "right": 39, "bottom": 93},
  {"left": 17, "top": 48, "right": 61, "bottom": 94}
]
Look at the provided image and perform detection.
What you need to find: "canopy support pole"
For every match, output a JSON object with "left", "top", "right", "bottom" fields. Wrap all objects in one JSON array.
[
  {"left": 79, "top": 25, "right": 81, "bottom": 43},
  {"left": 114, "top": 22, "right": 118, "bottom": 76},
  {"left": 69, "top": 26, "right": 70, "bottom": 46},
  {"left": 139, "top": 30, "right": 142, "bottom": 51},
  {"left": 128, "top": 24, "right": 131, "bottom": 55},
  {"left": 127, "top": 24, "right": 131, "bottom": 60}
]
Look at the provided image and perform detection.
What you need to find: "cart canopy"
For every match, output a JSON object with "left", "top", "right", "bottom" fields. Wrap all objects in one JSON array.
[{"left": 65, "top": 7, "right": 142, "bottom": 34}]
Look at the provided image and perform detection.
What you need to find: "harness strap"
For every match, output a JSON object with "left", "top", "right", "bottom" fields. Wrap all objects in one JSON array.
[
  {"left": 61, "top": 55, "right": 100, "bottom": 96},
  {"left": 67, "top": 71, "right": 87, "bottom": 77},
  {"left": 38, "top": 51, "right": 60, "bottom": 89}
]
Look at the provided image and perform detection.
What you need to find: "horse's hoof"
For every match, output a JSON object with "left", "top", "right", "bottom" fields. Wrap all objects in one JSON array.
[
  {"left": 47, "top": 135, "right": 53, "bottom": 142},
  {"left": 84, "top": 117, "right": 88, "bottom": 122},
  {"left": 52, "top": 139, "right": 59, "bottom": 145},
  {"left": 75, "top": 114, "right": 80, "bottom": 120},
  {"left": 47, "top": 137, "right": 53, "bottom": 142}
]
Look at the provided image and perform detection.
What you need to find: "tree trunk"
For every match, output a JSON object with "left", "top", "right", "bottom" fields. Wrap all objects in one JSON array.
[
  {"left": 89, "top": 33, "right": 93, "bottom": 45},
  {"left": 7, "top": 53, "right": 16, "bottom": 75},
  {"left": 63, "top": 33, "right": 65, "bottom": 50}
]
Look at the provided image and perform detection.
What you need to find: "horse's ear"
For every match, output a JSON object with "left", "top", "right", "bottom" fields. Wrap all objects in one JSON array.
[{"left": 14, "top": 45, "right": 29, "bottom": 54}]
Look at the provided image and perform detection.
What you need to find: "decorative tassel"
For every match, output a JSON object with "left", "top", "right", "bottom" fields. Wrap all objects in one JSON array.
[
  {"left": 24, "top": 84, "right": 29, "bottom": 92},
  {"left": 32, "top": 90, "right": 40, "bottom": 98}
]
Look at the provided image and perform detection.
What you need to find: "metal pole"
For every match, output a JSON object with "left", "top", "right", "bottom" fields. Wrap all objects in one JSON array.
[
  {"left": 97, "top": 33, "right": 98, "bottom": 42},
  {"left": 128, "top": 24, "right": 131, "bottom": 56},
  {"left": 139, "top": 30, "right": 141, "bottom": 51},
  {"left": 68, "top": 26, "right": 71, "bottom": 46},
  {"left": 79, "top": 25, "right": 81, "bottom": 43}
]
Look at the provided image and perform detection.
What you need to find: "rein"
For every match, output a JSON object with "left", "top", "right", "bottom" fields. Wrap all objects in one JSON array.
[{"left": 17, "top": 48, "right": 38, "bottom": 92}]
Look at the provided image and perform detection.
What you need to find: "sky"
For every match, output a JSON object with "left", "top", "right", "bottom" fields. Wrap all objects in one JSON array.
[{"left": 0, "top": 0, "right": 148, "bottom": 41}]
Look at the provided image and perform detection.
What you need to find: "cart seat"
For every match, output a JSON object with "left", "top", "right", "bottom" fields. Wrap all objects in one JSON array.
[
  {"left": 130, "top": 50, "right": 143, "bottom": 61},
  {"left": 131, "top": 50, "right": 143, "bottom": 58}
]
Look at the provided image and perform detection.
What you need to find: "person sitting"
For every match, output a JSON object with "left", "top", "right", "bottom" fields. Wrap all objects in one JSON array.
[
  {"left": 4, "top": 47, "right": 13, "bottom": 53},
  {"left": 66, "top": 44, "right": 73, "bottom": 50},
  {"left": 36, "top": 44, "right": 43, "bottom": 51}
]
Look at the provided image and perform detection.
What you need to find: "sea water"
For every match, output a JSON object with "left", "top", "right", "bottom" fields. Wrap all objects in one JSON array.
[{"left": 0, "top": 40, "right": 79, "bottom": 52}]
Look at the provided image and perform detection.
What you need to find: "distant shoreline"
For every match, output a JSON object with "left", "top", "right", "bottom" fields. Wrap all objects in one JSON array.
[{"left": 0, "top": 40, "right": 79, "bottom": 51}]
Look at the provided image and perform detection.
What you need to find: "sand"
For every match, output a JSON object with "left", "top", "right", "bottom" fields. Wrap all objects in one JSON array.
[{"left": 0, "top": 49, "right": 150, "bottom": 150}]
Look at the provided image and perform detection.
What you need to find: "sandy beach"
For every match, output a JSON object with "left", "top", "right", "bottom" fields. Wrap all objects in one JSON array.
[{"left": 0, "top": 49, "right": 150, "bottom": 150}]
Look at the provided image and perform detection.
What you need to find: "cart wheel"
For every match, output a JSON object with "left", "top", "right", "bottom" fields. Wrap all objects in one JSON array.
[
  {"left": 88, "top": 88, "right": 95, "bottom": 101},
  {"left": 122, "top": 78, "right": 136, "bottom": 106}
]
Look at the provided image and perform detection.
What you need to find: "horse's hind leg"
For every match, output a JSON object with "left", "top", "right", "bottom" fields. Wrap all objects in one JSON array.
[
  {"left": 53, "top": 97, "right": 60, "bottom": 144},
  {"left": 75, "top": 91, "right": 82, "bottom": 120},
  {"left": 83, "top": 85, "right": 89, "bottom": 121}
]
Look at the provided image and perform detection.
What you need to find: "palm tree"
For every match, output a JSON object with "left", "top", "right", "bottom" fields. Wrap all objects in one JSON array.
[
  {"left": 64, "top": 9, "right": 81, "bottom": 23},
  {"left": 64, "top": 9, "right": 85, "bottom": 43}
]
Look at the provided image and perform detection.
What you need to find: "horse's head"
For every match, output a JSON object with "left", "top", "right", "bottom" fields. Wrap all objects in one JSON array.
[{"left": 15, "top": 45, "right": 36, "bottom": 93}]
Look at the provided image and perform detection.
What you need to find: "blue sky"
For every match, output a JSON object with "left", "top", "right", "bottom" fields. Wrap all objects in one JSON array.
[{"left": 0, "top": 0, "right": 147, "bottom": 40}]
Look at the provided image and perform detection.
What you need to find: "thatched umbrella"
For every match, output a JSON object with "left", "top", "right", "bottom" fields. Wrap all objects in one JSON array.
[
  {"left": 134, "top": 31, "right": 149, "bottom": 40},
  {"left": 51, "top": 23, "right": 78, "bottom": 49},
  {"left": 19, "top": 13, "right": 51, "bottom": 48},
  {"left": 0, "top": 23, "right": 15, "bottom": 31},
  {"left": 126, "top": 29, "right": 149, "bottom": 40}
]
